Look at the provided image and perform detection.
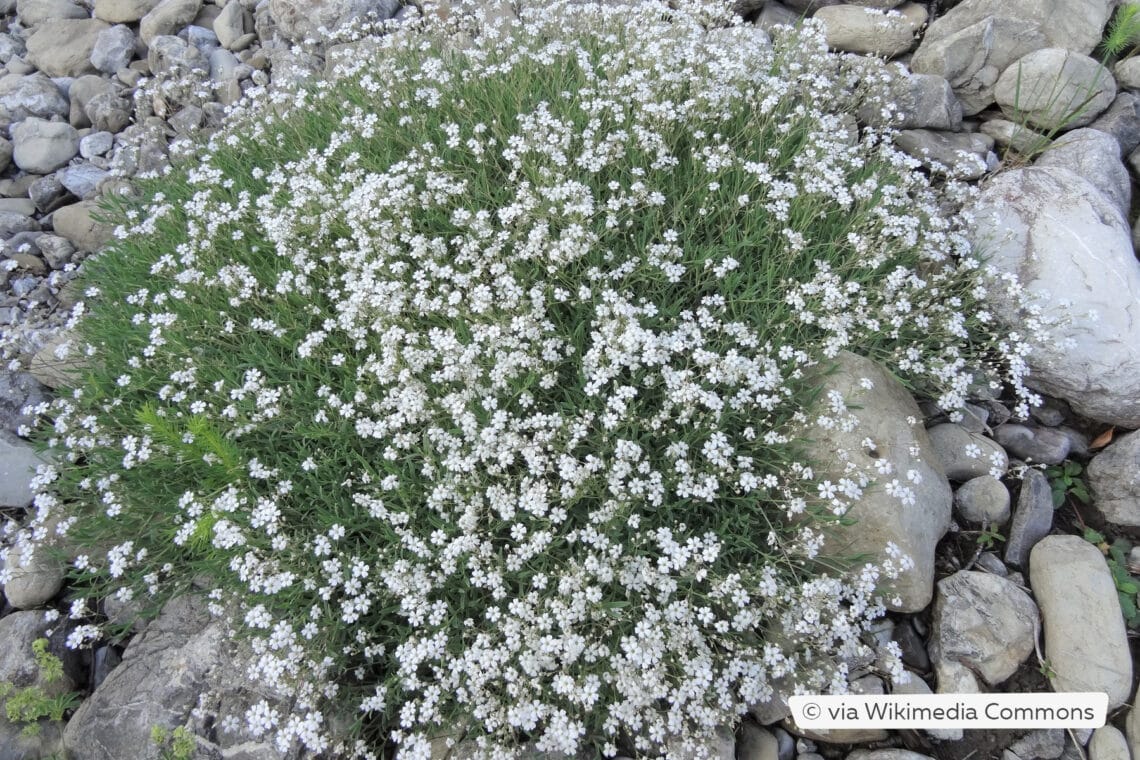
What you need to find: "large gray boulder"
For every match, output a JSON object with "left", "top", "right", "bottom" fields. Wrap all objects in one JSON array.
[
  {"left": 94, "top": 0, "right": 161, "bottom": 22},
  {"left": 268, "top": 0, "right": 400, "bottom": 43},
  {"left": 1030, "top": 535, "right": 1132, "bottom": 707},
  {"left": 0, "top": 432, "right": 42, "bottom": 509},
  {"left": 62, "top": 595, "right": 295, "bottom": 760},
  {"left": 813, "top": 3, "right": 925, "bottom": 58},
  {"left": 139, "top": 0, "right": 203, "bottom": 45},
  {"left": 11, "top": 118, "right": 79, "bottom": 175},
  {"left": 1088, "top": 429, "right": 1140, "bottom": 528},
  {"left": 25, "top": 18, "right": 111, "bottom": 78},
  {"left": 856, "top": 64, "right": 963, "bottom": 130},
  {"left": 90, "top": 24, "right": 138, "bottom": 75},
  {"left": 0, "top": 73, "right": 69, "bottom": 127},
  {"left": 805, "top": 352, "right": 953, "bottom": 613},
  {"left": 1034, "top": 129, "right": 1130, "bottom": 217},
  {"left": 968, "top": 167, "right": 1140, "bottom": 427},
  {"left": 994, "top": 48, "right": 1115, "bottom": 132},
  {"left": 911, "top": 0, "right": 1113, "bottom": 114}
]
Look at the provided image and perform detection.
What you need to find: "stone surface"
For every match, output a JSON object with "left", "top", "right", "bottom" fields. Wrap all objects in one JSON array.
[
  {"left": 737, "top": 723, "right": 779, "bottom": 760},
  {"left": 80, "top": 130, "right": 115, "bottom": 158},
  {"left": 214, "top": 0, "right": 248, "bottom": 49},
  {"left": 2, "top": 539, "right": 65, "bottom": 609},
  {"left": 1088, "top": 429, "right": 1140, "bottom": 528},
  {"left": 927, "top": 423, "right": 1009, "bottom": 481},
  {"left": 1116, "top": 57, "right": 1140, "bottom": 89},
  {"left": 814, "top": 3, "right": 925, "bottom": 58},
  {"left": 51, "top": 200, "right": 113, "bottom": 253},
  {"left": 1034, "top": 128, "right": 1130, "bottom": 217},
  {"left": 85, "top": 90, "right": 132, "bottom": 133},
  {"left": 61, "top": 594, "right": 281, "bottom": 759},
  {"left": 994, "top": 49, "right": 1115, "bottom": 131},
  {"left": 929, "top": 570, "right": 1039, "bottom": 685},
  {"left": 911, "top": 0, "right": 1113, "bottom": 114},
  {"left": 1090, "top": 92, "right": 1140, "bottom": 155},
  {"left": 1004, "top": 468, "right": 1053, "bottom": 568},
  {"left": 1089, "top": 726, "right": 1129, "bottom": 760},
  {"left": 0, "top": 432, "right": 41, "bottom": 509},
  {"left": 894, "top": 129, "right": 993, "bottom": 178},
  {"left": 993, "top": 424, "right": 1072, "bottom": 466},
  {"left": 16, "top": 0, "right": 88, "bottom": 26},
  {"left": 1030, "top": 535, "right": 1132, "bottom": 707},
  {"left": 0, "top": 611, "right": 75, "bottom": 693},
  {"left": 980, "top": 118, "right": 1049, "bottom": 155},
  {"left": 58, "top": 163, "right": 110, "bottom": 200},
  {"left": 28, "top": 330, "right": 84, "bottom": 389},
  {"left": 139, "top": 0, "right": 204, "bottom": 45},
  {"left": 25, "top": 19, "right": 111, "bottom": 78},
  {"left": 954, "top": 475, "right": 1010, "bottom": 525},
  {"left": 269, "top": 0, "right": 401, "bottom": 43},
  {"left": 95, "top": 0, "right": 161, "bottom": 22},
  {"left": 1009, "top": 730, "right": 1066, "bottom": 760},
  {"left": 806, "top": 352, "right": 952, "bottom": 612},
  {"left": 858, "top": 69, "right": 962, "bottom": 130},
  {"left": 968, "top": 167, "right": 1140, "bottom": 427},
  {"left": 0, "top": 73, "right": 70, "bottom": 126},
  {"left": 90, "top": 24, "right": 137, "bottom": 75},
  {"left": 0, "top": 372, "right": 46, "bottom": 436},
  {"left": 11, "top": 118, "right": 80, "bottom": 175}
]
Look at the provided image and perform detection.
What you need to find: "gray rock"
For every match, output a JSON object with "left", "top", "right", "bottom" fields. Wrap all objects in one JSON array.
[
  {"left": 848, "top": 752, "right": 935, "bottom": 760},
  {"left": 79, "top": 129, "right": 114, "bottom": 158},
  {"left": 979, "top": 117, "right": 1050, "bottom": 156},
  {"left": 0, "top": 73, "right": 70, "bottom": 127},
  {"left": 993, "top": 424, "right": 1072, "bottom": 466},
  {"left": 25, "top": 19, "right": 111, "bottom": 78},
  {"left": 975, "top": 550, "right": 1008, "bottom": 575},
  {"left": 0, "top": 211, "right": 39, "bottom": 239},
  {"left": 28, "top": 330, "right": 85, "bottom": 389},
  {"left": 1030, "top": 535, "right": 1132, "bottom": 707},
  {"left": 737, "top": 723, "right": 779, "bottom": 760},
  {"left": 1004, "top": 468, "right": 1053, "bottom": 568},
  {"left": 755, "top": 2, "right": 800, "bottom": 33},
  {"left": 209, "top": 46, "right": 242, "bottom": 106},
  {"left": 969, "top": 166, "right": 1140, "bottom": 426},
  {"left": 0, "top": 34, "right": 25, "bottom": 65},
  {"left": 1116, "top": 57, "right": 1140, "bottom": 89},
  {"left": 890, "top": 674, "right": 960, "bottom": 740},
  {"left": 1010, "top": 730, "right": 1066, "bottom": 760},
  {"left": 168, "top": 103, "right": 202, "bottom": 134},
  {"left": 51, "top": 200, "right": 112, "bottom": 253},
  {"left": 94, "top": 0, "right": 161, "bottom": 22},
  {"left": 90, "top": 24, "right": 137, "bottom": 75},
  {"left": 16, "top": 0, "right": 88, "bottom": 27},
  {"left": 0, "top": 718, "right": 66, "bottom": 760},
  {"left": 148, "top": 33, "right": 208, "bottom": 79},
  {"left": 1088, "top": 429, "right": 1140, "bottom": 528},
  {"left": 929, "top": 570, "right": 1039, "bottom": 686},
  {"left": 36, "top": 234, "right": 75, "bottom": 269},
  {"left": 814, "top": 3, "right": 926, "bottom": 58},
  {"left": 0, "top": 373, "right": 46, "bottom": 437},
  {"left": 0, "top": 433, "right": 42, "bottom": 509},
  {"left": 68, "top": 73, "right": 112, "bottom": 129},
  {"left": 214, "top": 0, "right": 248, "bottom": 50},
  {"left": 911, "top": 0, "right": 1113, "bottom": 114},
  {"left": 0, "top": 137, "right": 11, "bottom": 175},
  {"left": 1128, "top": 708, "right": 1140, "bottom": 760},
  {"left": 62, "top": 594, "right": 293, "bottom": 760},
  {"left": 184, "top": 24, "right": 219, "bottom": 54},
  {"left": 2, "top": 539, "right": 65, "bottom": 609},
  {"left": 1089, "top": 726, "right": 1129, "bottom": 760},
  {"left": 1089, "top": 92, "right": 1140, "bottom": 155},
  {"left": 894, "top": 129, "right": 994, "bottom": 178},
  {"left": 269, "top": 0, "right": 400, "bottom": 42},
  {"left": 85, "top": 90, "right": 132, "bottom": 133},
  {"left": 0, "top": 611, "right": 75, "bottom": 693},
  {"left": 994, "top": 49, "right": 1115, "bottom": 132},
  {"left": 806, "top": 352, "right": 952, "bottom": 612},
  {"left": 954, "top": 475, "right": 1010, "bottom": 525},
  {"left": 58, "top": 163, "right": 109, "bottom": 200},
  {"left": 11, "top": 118, "right": 79, "bottom": 174},
  {"left": 29, "top": 174, "right": 65, "bottom": 213},
  {"left": 1034, "top": 128, "right": 1130, "bottom": 217},
  {"left": 928, "top": 423, "right": 1009, "bottom": 481},
  {"left": 139, "top": 0, "right": 204, "bottom": 45}
]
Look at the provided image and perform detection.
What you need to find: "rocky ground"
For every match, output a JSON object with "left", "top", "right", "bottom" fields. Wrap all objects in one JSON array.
[{"left": 0, "top": 0, "right": 1139, "bottom": 759}]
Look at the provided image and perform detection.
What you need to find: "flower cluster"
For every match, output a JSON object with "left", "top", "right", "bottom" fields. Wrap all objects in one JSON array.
[{"left": 2, "top": 1, "right": 1041, "bottom": 757}]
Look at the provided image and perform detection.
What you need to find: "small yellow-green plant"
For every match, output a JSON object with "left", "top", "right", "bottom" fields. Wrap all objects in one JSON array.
[
  {"left": 0, "top": 639, "right": 81, "bottom": 738},
  {"left": 151, "top": 725, "right": 197, "bottom": 760}
]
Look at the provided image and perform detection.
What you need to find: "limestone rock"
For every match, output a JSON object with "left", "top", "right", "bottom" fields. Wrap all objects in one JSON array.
[
  {"left": 814, "top": 3, "right": 926, "bottom": 58},
  {"left": 929, "top": 570, "right": 1039, "bottom": 685},
  {"left": 927, "top": 423, "right": 1009, "bottom": 481},
  {"left": 1030, "top": 535, "right": 1132, "bottom": 707},
  {"left": 970, "top": 165, "right": 1140, "bottom": 426},
  {"left": 1089, "top": 726, "right": 1129, "bottom": 760},
  {"left": 11, "top": 118, "right": 80, "bottom": 174},
  {"left": 90, "top": 24, "right": 137, "bottom": 75},
  {"left": 1034, "top": 128, "right": 1130, "bottom": 218},
  {"left": 954, "top": 475, "right": 1010, "bottom": 525},
  {"left": 51, "top": 200, "right": 113, "bottom": 253},
  {"left": 0, "top": 73, "right": 69, "bottom": 127},
  {"left": 139, "top": 0, "right": 203, "bottom": 45},
  {"left": 994, "top": 48, "right": 1115, "bottom": 132},
  {"left": 25, "top": 18, "right": 111, "bottom": 78},
  {"left": 894, "top": 129, "right": 994, "bottom": 178},
  {"left": 268, "top": 0, "right": 401, "bottom": 43},
  {"left": 1088, "top": 429, "right": 1140, "bottom": 528},
  {"left": 1004, "top": 468, "right": 1053, "bottom": 568},
  {"left": 806, "top": 352, "right": 952, "bottom": 612},
  {"left": 95, "top": 0, "right": 161, "bottom": 22},
  {"left": 16, "top": 0, "right": 88, "bottom": 27},
  {"left": 0, "top": 433, "right": 42, "bottom": 509}
]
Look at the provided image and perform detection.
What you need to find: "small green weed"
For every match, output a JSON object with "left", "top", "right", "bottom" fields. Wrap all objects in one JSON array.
[
  {"left": 151, "top": 725, "right": 197, "bottom": 760},
  {"left": 1084, "top": 528, "right": 1140, "bottom": 628},
  {"left": 0, "top": 639, "right": 82, "bottom": 738},
  {"left": 975, "top": 522, "right": 1005, "bottom": 551},
  {"left": 1046, "top": 460, "right": 1091, "bottom": 508}
]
